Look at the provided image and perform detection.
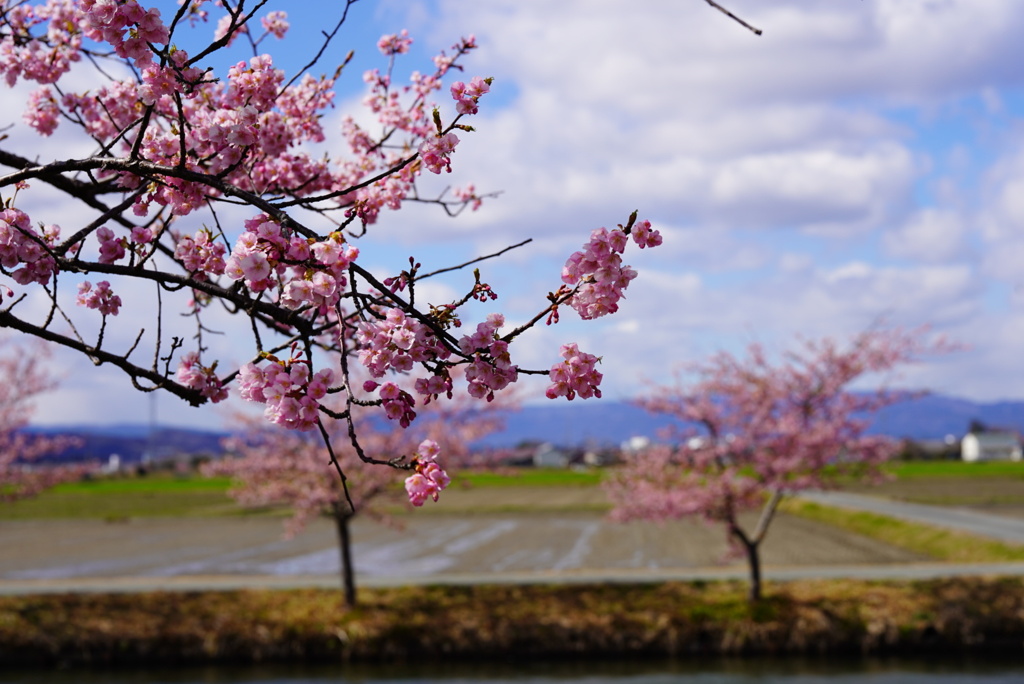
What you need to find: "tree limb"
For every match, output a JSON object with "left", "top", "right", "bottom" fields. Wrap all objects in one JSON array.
[{"left": 704, "top": 0, "right": 762, "bottom": 36}]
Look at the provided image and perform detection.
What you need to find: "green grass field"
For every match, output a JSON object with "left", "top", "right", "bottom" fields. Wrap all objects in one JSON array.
[
  {"left": 3, "top": 459, "right": 1023, "bottom": 520},
  {"left": 48, "top": 475, "right": 233, "bottom": 494},
  {"left": 455, "top": 468, "right": 603, "bottom": 488},
  {"left": 883, "top": 460, "right": 1024, "bottom": 479},
  {"left": 781, "top": 498, "right": 1024, "bottom": 563},
  {"left": 0, "top": 474, "right": 238, "bottom": 520},
  {"left": 0, "top": 468, "right": 606, "bottom": 519}
]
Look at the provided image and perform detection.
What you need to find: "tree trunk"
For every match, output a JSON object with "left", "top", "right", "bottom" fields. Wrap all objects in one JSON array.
[
  {"left": 333, "top": 509, "right": 357, "bottom": 607},
  {"left": 743, "top": 536, "right": 762, "bottom": 603},
  {"left": 730, "top": 525, "right": 762, "bottom": 602},
  {"left": 733, "top": 489, "right": 783, "bottom": 603}
]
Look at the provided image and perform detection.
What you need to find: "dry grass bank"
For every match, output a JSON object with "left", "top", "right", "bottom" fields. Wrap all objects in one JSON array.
[{"left": 2, "top": 578, "right": 1023, "bottom": 667}]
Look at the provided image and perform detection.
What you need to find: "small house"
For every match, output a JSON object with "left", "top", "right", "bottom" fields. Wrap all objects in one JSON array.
[
  {"left": 533, "top": 443, "right": 570, "bottom": 468},
  {"left": 961, "top": 430, "right": 1022, "bottom": 462}
]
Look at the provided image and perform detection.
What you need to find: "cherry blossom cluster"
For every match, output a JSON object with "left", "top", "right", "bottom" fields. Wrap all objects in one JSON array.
[
  {"left": 138, "top": 49, "right": 203, "bottom": 106},
  {"left": 349, "top": 172, "right": 414, "bottom": 225},
  {"left": 450, "top": 76, "right": 490, "bottom": 115},
  {"left": 7, "top": 9, "right": 348, "bottom": 215},
  {"left": 459, "top": 314, "right": 518, "bottom": 401},
  {"left": 23, "top": 88, "right": 60, "bottom": 136},
  {"left": 419, "top": 132, "right": 460, "bottom": 174},
  {"left": 631, "top": 219, "right": 663, "bottom": 249},
  {"left": 357, "top": 308, "right": 451, "bottom": 378},
  {"left": 0, "top": 0, "right": 82, "bottom": 87},
  {"left": 238, "top": 359, "right": 333, "bottom": 432},
  {"left": 95, "top": 226, "right": 126, "bottom": 264},
  {"left": 545, "top": 343, "right": 603, "bottom": 400},
  {"left": 174, "top": 229, "right": 227, "bottom": 280},
  {"left": 260, "top": 11, "right": 289, "bottom": 39},
  {"left": 59, "top": 80, "right": 143, "bottom": 141},
  {"left": 79, "top": 0, "right": 170, "bottom": 65},
  {"left": 378, "top": 29, "right": 412, "bottom": 56},
  {"left": 452, "top": 184, "right": 483, "bottom": 211},
  {"left": 176, "top": 351, "right": 228, "bottom": 404},
  {"left": 361, "top": 68, "right": 424, "bottom": 135},
  {"left": 561, "top": 221, "right": 663, "bottom": 320},
  {"left": 413, "top": 373, "right": 453, "bottom": 402},
  {"left": 370, "top": 380, "right": 418, "bottom": 428},
  {"left": 431, "top": 35, "right": 477, "bottom": 75},
  {"left": 223, "top": 215, "right": 304, "bottom": 292},
  {"left": 284, "top": 236, "right": 359, "bottom": 311},
  {"left": 76, "top": 280, "right": 121, "bottom": 317},
  {"left": 130, "top": 226, "right": 154, "bottom": 245},
  {"left": 223, "top": 216, "right": 360, "bottom": 309},
  {"left": 0, "top": 207, "right": 60, "bottom": 286},
  {"left": 404, "top": 439, "right": 450, "bottom": 507}
]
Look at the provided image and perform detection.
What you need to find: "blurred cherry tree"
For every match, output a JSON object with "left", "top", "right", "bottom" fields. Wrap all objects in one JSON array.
[
  {"left": 205, "top": 388, "right": 511, "bottom": 606},
  {"left": 605, "top": 328, "right": 952, "bottom": 601},
  {"left": 0, "top": 338, "right": 84, "bottom": 501}
]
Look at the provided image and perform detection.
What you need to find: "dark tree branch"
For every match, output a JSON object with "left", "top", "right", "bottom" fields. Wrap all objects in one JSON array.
[
  {"left": 0, "top": 309, "right": 207, "bottom": 406},
  {"left": 704, "top": 0, "right": 762, "bottom": 36}
]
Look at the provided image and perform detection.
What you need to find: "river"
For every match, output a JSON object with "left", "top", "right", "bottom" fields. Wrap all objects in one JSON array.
[{"left": 4, "top": 657, "right": 1024, "bottom": 683}]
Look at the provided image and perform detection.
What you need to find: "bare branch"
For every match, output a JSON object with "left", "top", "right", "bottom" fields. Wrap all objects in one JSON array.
[{"left": 704, "top": 0, "right": 762, "bottom": 36}]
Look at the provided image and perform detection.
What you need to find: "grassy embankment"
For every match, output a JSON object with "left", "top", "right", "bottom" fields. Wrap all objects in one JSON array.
[
  {"left": 3, "top": 578, "right": 1024, "bottom": 665},
  {"left": 795, "top": 459, "right": 1024, "bottom": 563}
]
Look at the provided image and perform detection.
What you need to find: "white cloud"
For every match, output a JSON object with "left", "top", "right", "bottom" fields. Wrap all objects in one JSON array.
[
  {"left": 708, "top": 144, "right": 916, "bottom": 233},
  {"left": 883, "top": 208, "right": 968, "bottom": 262},
  {"left": 9, "top": 0, "right": 1024, "bottom": 432}
]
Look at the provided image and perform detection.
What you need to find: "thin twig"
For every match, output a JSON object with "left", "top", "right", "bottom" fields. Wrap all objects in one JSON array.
[
  {"left": 417, "top": 238, "right": 533, "bottom": 280},
  {"left": 704, "top": 0, "right": 762, "bottom": 36}
]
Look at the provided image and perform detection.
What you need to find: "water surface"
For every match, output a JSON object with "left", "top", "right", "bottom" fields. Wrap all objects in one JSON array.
[{"left": 5, "top": 657, "right": 1024, "bottom": 683}]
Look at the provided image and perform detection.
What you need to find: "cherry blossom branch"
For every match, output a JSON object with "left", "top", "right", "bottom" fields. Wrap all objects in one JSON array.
[
  {"left": 279, "top": 0, "right": 359, "bottom": 92},
  {"left": 0, "top": 3, "right": 663, "bottom": 509},
  {"left": 0, "top": 308, "right": 205, "bottom": 405},
  {"left": 416, "top": 238, "right": 533, "bottom": 281}
]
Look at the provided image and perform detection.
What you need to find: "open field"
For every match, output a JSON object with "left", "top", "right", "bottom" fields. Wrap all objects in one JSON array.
[{"left": 4, "top": 462, "right": 1024, "bottom": 585}]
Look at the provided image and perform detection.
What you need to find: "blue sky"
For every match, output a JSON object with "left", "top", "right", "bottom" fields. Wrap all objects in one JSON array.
[{"left": 9, "top": 0, "right": 1024, "bottom": 429}]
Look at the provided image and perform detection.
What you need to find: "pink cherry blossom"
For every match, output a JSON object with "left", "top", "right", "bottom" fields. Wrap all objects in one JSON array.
[
  {"left": 378, "top": 29, "right": 412, "bottom": 56},
  {"left": 560, "top": 219, "right": 660, "bottom": 320},
  {"left": 545, "top": 343, "right": 602, "bottom": 400},
  {"left": 404, "top": 438, "right": 449, "bottom": 506},
  {"left": 260, "top": 11, "right": 289, "bottom": 39},
  {"left": 419, "top": 132, "right": 459, "bottom": 174},
  {"left": 237, "top": 357, "right": 334, "bottom": 432},
  {"left": 0, "top": 207, "right": 59, "bottom": 286},
  {"left": 76, "top": 280, "right": 121, "bottom": 316},
  {"left": 176, "top": 351, "right": 228, "bottom": 403}
]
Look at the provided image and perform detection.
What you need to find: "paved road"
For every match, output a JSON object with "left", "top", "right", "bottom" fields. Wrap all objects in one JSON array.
[
  {"left": 5, "top": 561, "right": 1024, "bottom": 595},
  {"left": 797, "top": 491, "right": 1024, "bottom": 543}
]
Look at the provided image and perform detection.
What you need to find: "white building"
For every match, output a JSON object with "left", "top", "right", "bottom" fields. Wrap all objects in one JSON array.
[
  {"left": 961, "top": 431, "right": 1023, "bottom": 462},
  {"left": 533, "top": 443, "right": 570, "bottom": 468}
]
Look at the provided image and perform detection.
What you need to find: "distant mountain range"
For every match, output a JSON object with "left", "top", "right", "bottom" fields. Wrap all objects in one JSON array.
[
  {"left": 25, "top": 394, "right": 1024, "bottom": 463},
  {"left": 478, "top": 394, "right": 1024, "bottom": 448},
  {"left": 25, "top": 425, "right": 229, "bottom": 465}
]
